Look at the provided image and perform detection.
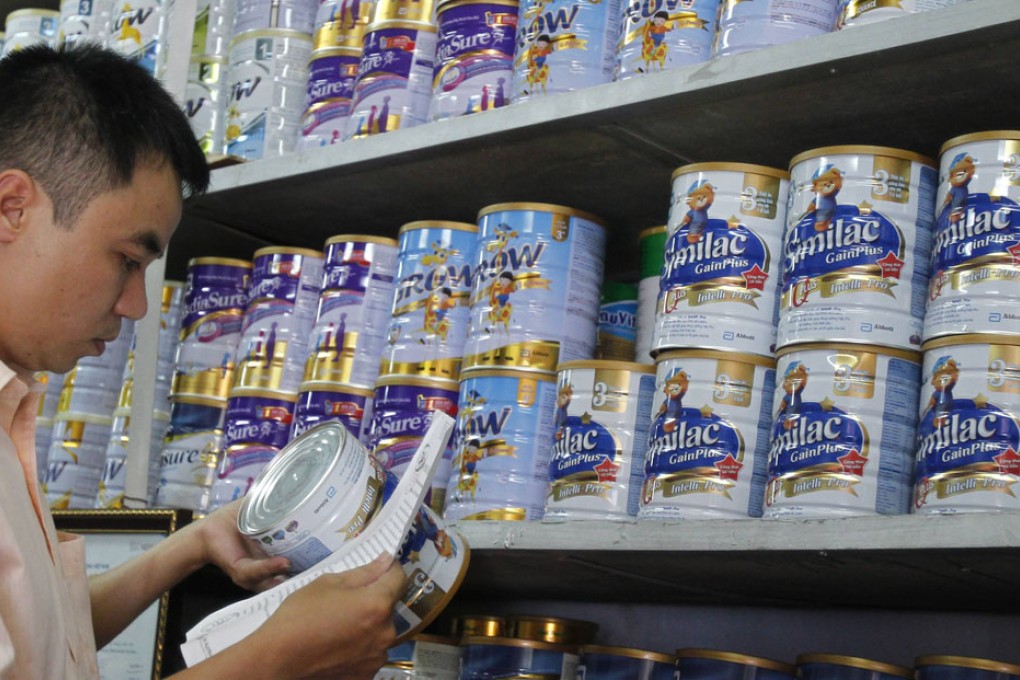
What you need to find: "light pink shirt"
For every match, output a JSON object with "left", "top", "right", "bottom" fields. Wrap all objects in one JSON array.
[{"left": 0, "top": 361, "right": 99, "bottom": 679}]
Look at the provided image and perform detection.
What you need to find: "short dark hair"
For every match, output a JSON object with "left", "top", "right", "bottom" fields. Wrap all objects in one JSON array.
[{"left": 0, "top": 44, "right": 210, "bottom": 225}]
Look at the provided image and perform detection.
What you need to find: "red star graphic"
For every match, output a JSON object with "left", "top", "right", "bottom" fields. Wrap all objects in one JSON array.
[
  {"left": 876, "top": 251, "right": 905, "bottom": 279},
  {"left": 838, "top": 449, "right": 868, "bottom": 476},
  {"left": 714, "top": 454, "right": 743, "bottom": 481},
  {"left": 742, "top": 264, "right": 769, "bottom": 291},
  {"left": 993, "top": 447, "right": 1020, "bottom": 476},
  {"left": 593, "top": 456, "right": 620, "bottom": 483},
  {"left": 1008, "top": 241, "right": 1020, "bottom": 266}
]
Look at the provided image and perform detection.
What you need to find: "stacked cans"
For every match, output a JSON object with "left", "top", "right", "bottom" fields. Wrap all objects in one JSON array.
[
  {"left": 184, "top": 0, "right": 234, "bottom": 156},
  {"left": 2, "top": 8, "right": 60, "bottom": 55},
  {"left": 713, "top": 0, "right": 838, "bottom": 58},
  {"left": 106, "top": 0, "right": 171, "bottom": 76},
  {"left": 595, "top": 281, "right": 637, "bottom": 361},
  {"left": 34, "top": 372, "right": 65, "bottom": 484},
  {"left": 642, "top": 163, "right": 788, "bottom": 519},
  {"left": 766, "top": 145, "right": 936, "bottom": 518},
  {"left": 912, "top": 131, "right": 1020, "bottom": 515},
  {"left": 635, "top": 225, "right": 666, "bottom": 364},
  {"left": 59, "top": 0, "right": 114, "bottom": 47}
]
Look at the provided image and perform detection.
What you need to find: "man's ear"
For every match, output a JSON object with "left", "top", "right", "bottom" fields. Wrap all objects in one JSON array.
[{"left": 0, "top": 170, "right": 37, "bottom": 244}]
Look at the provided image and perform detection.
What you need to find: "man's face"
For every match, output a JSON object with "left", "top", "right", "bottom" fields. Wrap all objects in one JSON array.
[{"left": 0, "top": 162, "right": 182, "bottom": 374}]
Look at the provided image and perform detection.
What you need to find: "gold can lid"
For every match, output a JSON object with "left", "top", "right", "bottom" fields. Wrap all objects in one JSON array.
[
  {"left": 227, "top": 387, "right": 299, "bottom": 402},
  {"left": 462, "top": 635, "right": 579, "bottom": 654},
  {"left": 581, "top": 644, "right": 674, "bottom": 664},
  {"left": 171, "top": 393, "right": 228, "bottom": 409},
  {"left": 54, "top": 412, "right": 114, "bottom": 427},
  {"left": 324, "top": 234, "right": 399, "bottom": 247},
  {"left": 374, "top": 375, "right": 461, "bottom": 390},
  {"left": 437, "top": 0, "right": 518, "bottom": 12},
  {"left": 477, "top": 202, "right": 607, "bottom": 230},
  {"left": 655, "top": 347, "right": 776, "bottom": 369},
  {"left": 460, "top": 366, "right": 557, "bottom": 382},
  {"left": 557, "top": 359, "right": 655, "bottom": 374},
  {"left": 672, "top": 162, "right": 789, "bottom": 182},
  {"left": 187, "top": 256, "right": 253, "bottom": 269},
  {"left": 364, "top": 19, "right": 437, "bottom": 33},
  {"left": 639, "top": 225, "right": 667, "bottom": 239},
  {"left": 253, "top": 245, "right": 324, "bottom": 260},
  {"left": 6, "top": 8, "right": 60, "bottom": 19},
  {"left": 452, "top": 614, "right": 507, "bottom": 638},
  {"left": 297, "top": 381, "right": 375, "bottom": 397},
  {"left": 797, "top": 653, "right": 911, "bottom": 678},
  {"left": 399, "top": 219, "right": 478, "bottom": 234},
  {"left": 789, "top": 145, "right": 935, "bottom": 170},
  {"left": 677, "top": 648, "right": 793, "bottom": 673},
  {"left": 940, "top": 130, "right": 1020, "bottom": 156},
  {"left": 915, "top": 655, "right": 1020, "bottom": 675},
  {"left": 922, "top": 332, "right": 1020, "bottom": 352},
  {"left": 229, "top": 27, "right": 314, "bottom": 48},
  {"left": 508, "top": 615, "right": 598, "bottom": 645},
  {"left": 775, "top": 342, "right": 921, "bottom": 364},
  {"left": 310, "top": 46, "right": 363, "bottom": 59}
]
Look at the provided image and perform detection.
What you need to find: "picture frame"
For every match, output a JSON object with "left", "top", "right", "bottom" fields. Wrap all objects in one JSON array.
[{"left": 52, "top": 508, "right": 193, "bottom": 680}]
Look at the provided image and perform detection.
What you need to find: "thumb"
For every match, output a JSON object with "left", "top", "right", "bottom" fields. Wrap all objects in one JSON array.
[{"left": 337, "top": 553, "right": 399, "bottom": 589}]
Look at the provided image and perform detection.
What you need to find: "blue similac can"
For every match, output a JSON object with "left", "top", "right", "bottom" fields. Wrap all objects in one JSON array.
[
  {"left": 459, "top": 636, "right": 580, "bottom": 679},
  {"left": 154, "top": 394, "right": 226, "bottom": 514},
  {"left": 640, "top": 349, "right": 775, "bottom": 519},
  {"left": 915, "top": 656, "right": 1020, "bottom": 680},
  {"left": 512, "top": 0, "right": 620, "bottom": 103},
  {"left": 306, "top": 235, "right": 399, "bottom": 388},
  {"left": 613, "top": 0, "right": 716, "bottom": 81},
  {"left": 580, "top": 645, "right": 675, "bottom": 680},
  {"left": 796, "top": 654, "right": 912, "bottom": 680},
  {"left": 766, "top": 343, "right": 921, "bottom": 518},
  {"left": 545, "top": 360, "right": 655, "bottom": 520},
  {"left": 430, "top": 0, "right": 519, "bottom": 120},
  {"left": 444, "top": 367, "right": 558, "bottom": 521},
  {"left": 465, "top": 202, "right": 607, "bottom": 372},
  {"left": 382, "top": 220, "right": 478, "bottom": 380},
  {"left": 346, "top": 21, "right": 438, "bottom": 139},
  {"left": 297, "top": 48, "right": 362, "bottom": 151},
  {"left": 677, "top": 649, "right": 795, "bottom": 680},
  {"left": 712, "top": 0, "right": 838, "bottom": 58},
  {"left": 781, "top": 146, "right": 938, "bottom": 351},
  {"left": 291, "top": 381, "right": 374, "bottom": 443},
  {"left": 924, "top": 131, "right": 1020, "bottom": 341},
  {"left": 913, "top": 335, "right": 1020, "bottom": 514},
  {"left": 208, "top": 388, "right": 298, "bottom": 511}
]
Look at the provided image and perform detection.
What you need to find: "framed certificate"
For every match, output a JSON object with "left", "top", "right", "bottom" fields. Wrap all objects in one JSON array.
[{"left": 52, "top": 508, "right": 192, "bottom": 680}]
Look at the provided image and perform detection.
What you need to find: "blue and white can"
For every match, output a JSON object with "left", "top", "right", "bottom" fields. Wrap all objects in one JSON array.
[
  {"left": 545, "top": 360, "right": 655, "bottom": 520},
  {"left": 595, "top": 281, "right": 637, "bottom": 361},
  {"left": 185, "top": 56, "right": 228, "bottom": 156},
  {"left": 297, "top": 47, "right": 362, "bottom": 151},
  {"left": 915, "top": 656, "right": 1020, "bottom": 680},
  {"left": 107, "top": 0, "right": 170, "bottom": 77},
  {"left": 59, "top": 0, "right": 113, "bottom": 46},
  {"left": 224, "top": 29, "right": 313, "bottom": 160},
  {"left": 346, "top": 21, "right": 438, "bottom": 139},
  {"left": 192, "top": 0, "right": 235, "bottom": 57},
  {"left": 580, "top": 645, "right": 675, "bottom": 680},
  {"left": 382, "top": 220, "right": 478, "bottom": 380},
  {"left": 925, "top": 131, "right": 1020, "bottom": 341},
  {"left": 430, "top": 0, "right": 518, "bottom": 120},
  {"left": 153, "top": 394, "right": 226, "bottom": 514},
  {"left": 512, "top": 0, "right": 620, "bottom": 102},
  {"left": 796, "top": 654, "right": 912, "bottom": 680},
  {"left": 656, "top": 162, "right": 789, "bottom": 358},
  {"left": 913, "top": 335, "right": 1020, "bottom": 514},
  {"left": 291, "top": 382, "right": 374, "bottom": 442},
  {"left": 781, "top": 145, "right": 938, "bottom": 351},
  {"left": 766, "top": 343, "right": 921, "bottom": 518},
  {"left": 465, "top": 202, "right": 607, "bottom": 372},
  {"left": 676, "top": 649, "right": 795, "bottom": 680},
  {"left": 444, "top": 367, "right": 558, "bottom": 520},
  {"left": 460, "top": 637, "right": 580, "bottom": 679},
  {"left": 614, "top": 0, "right": 716, "bottom": 80},
  {"left": 713, "top": 0, "right": 838, "bottom": 58},
  {"left": 641, "top": 349, "right": 775, "bottom": 519},
  {"left": 306, "top": 235, "right": 399, "bottom": 388},
  {"left": 95, "top": 409, "right": 170, "bottom": 508},
  {"left": 43, "top": 413, "right": 114, "bottom": 509},
  {"left": 233, "top": 0, "right": 318, "bottom": 34}
]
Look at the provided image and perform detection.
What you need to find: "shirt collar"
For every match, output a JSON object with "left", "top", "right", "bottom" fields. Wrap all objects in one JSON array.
[{"left": 0, "top": 359, "right": 35, "bottom": 435}]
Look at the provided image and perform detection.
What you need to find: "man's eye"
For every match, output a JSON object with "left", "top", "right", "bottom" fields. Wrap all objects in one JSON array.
[{"left": 123, "top": 255, "right": 142, "bottom": 271}]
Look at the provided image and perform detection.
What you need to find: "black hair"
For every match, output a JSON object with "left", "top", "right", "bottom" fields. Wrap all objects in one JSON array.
[
  {"left": 0, "top": 44, "right": 210, "bottom": 225},
  {"left": 653, "top": 10, "right": 668, "bottom": 19},
  {"left": 499, "top": 272, "right": 514, "bottom": 282},
  {"left": 440, "top": 287, "right": 453, "bottom": 296}
]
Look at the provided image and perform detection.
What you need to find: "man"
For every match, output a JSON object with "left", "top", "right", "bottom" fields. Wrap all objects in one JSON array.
[{"left": 0, "top": 45, "right": 403, "bottom": 679}]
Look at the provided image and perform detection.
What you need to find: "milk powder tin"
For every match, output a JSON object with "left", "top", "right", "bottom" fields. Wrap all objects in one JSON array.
[
  {"left": 914, "top": 656, "right": 1020, "bottom": 680},
  {"left": 173, "top": 257, "right": 251, "bottom": 400},
  {"left": 314, "top": 0, "right": 374, "bottom": 49},
  {"left": 161, "top": 280, "right": 186, "bottom": 361},
  {"left": 377, "top": 635, "right": 461, "bottom": 680},
  {"left": 371, "top": 0, "right": 435, "bottom": 23},
  {"left": 57, "top": 363, "right": 122, "bottom": 419},
  {"left": 640, "top": 349, "right": 775, "bottom": 519},
  {"left": 234, "top": 247, "right": 324, "bottom": 393},
  {"left": 596, "top": 281, "right": 637, "bottom": 361},
  {"left": 837, "top": 0, "right": 966, "bottom": 29},
  {"left": 306, "top": 235, "right": 399, "bottom": 388},
  {"left": 0, "top": 32, "right": 49, "bottom": 55},
  {"left": 676, "top": 649, "right": 795, "bottom": 680},
  {"left": 713, "top": 0, "right": 838, "bottom": 57},
  {"left": 5, "top": 8, "right": 59, "bottom": 39},
  {"left": 430, "top": 0, "right": 518, "bottom": 120},
  {"left": 796, "top": 654, "right": 912, "bottom": 680},
  {"left": 545, "top": 360, "right": 655, "bottom": 520},
  {"left": 59, "top": 0, "right": 113, "bottom": 46},
  {"left": 580, "top": 645, "right": 675, "bottom": 680},
  {"left": 296, "top": 48, "right": 361, "bottom": 151},
  {"left": 382, "top": 220, "right": 478, "bottom": 380},
  {"left": 44, "top": 413, "right": 114, "bottom": 509},
  {"left": 765, "top": 343, "right": 921, "bottom": 518},
  {"left": 108, "top": 0, "right": 170, "bottom": 77},
  {"left": 233, "top": 0, "right": 318, "bottom": 34},
  {"left": 614, "top": 0, "right": 715, "bottom": 80},
  {"left": 512, "top": 0, "right": 620, "bottom": 103},
  {"left": 208, "top": 388, "right": 297, "bottom": 510},
  {"left": 913, "top": 335, "right": 1020, "bottom": 514},
  {"left": 444, "top": 367, "right": 557, "bottom": 520},
  {"left": 224, "top": 29, "right": 313, "bottom": 160},
  {"left": 452, "top": 614, "right": 507, "bottom": 638},
  {"left": 96, "top": 410, "right": 170, "bottom": 508},
  {"left": 291, "top": 381, "right": 374, "bottom": 442},
  {"left": 35, "top": 417, "right": 53, "bottom": 483},
  {"left": 237, "top": 420, "right": 470, "bottom": 642},
  {"left": 346, "top": 21, "right": 438, "bottom": 138},
  {"left": 509, "top": 614, "right": 598, "bottom": 645},
  {"left": 192, "top": 0, "right": 234, "bottom": 57},
  {"left": 636, "top": 225, "right": 666, "bottom": 364},
  {"left": 656, "top": 162, "right": 789, "bottom": 357},
  {"left": 464, "top": 202, "right": 607, "bottom": 372},
  {"left": 460, "top": 636, "right": 580, "bottom": 679},
  {"left": 781, "top": 145, "right": 938, "bottom": 350},
  {"left": 153, "top": 394, "right": 226, "bottom": 513},
  {"left": 185, "top": 57, "right": 227, "bottom": 156},
  {"left": 925, "top": 131, "right": 1020, "bottom": 340},
  {"left": 365, "top": 376, "right": 460, "bottom": 513}
]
